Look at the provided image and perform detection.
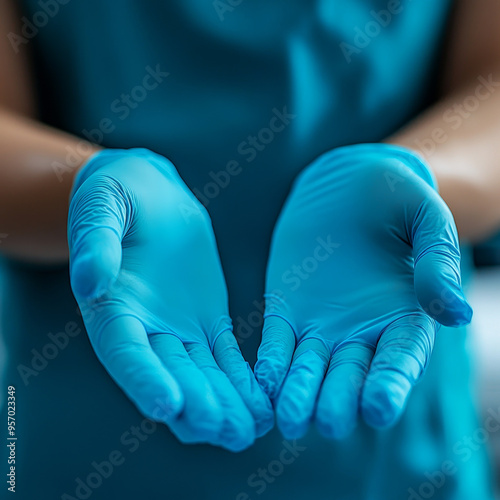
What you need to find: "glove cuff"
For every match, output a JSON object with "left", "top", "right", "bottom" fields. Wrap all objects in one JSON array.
[
  {"left": 381, "top": 144, "right": 438, "bottom": 191},
  {"left": 330, "top": 143, "right": 438, "bottom": 191},
  {"left": 70, "top": 148, "right": 173, "bottom": 199}
]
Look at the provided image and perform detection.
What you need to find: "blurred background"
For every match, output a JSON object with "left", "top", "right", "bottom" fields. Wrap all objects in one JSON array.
[{"left": 468, "top": 235, "right": 500, "bottom": 498}]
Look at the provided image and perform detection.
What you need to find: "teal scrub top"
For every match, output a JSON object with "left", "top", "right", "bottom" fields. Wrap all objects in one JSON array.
[{"left": 1, "top": 1, "right": 493, "bottom": 499}]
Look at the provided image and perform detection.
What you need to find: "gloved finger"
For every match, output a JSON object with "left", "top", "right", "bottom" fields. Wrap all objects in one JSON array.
[
  {"left": 68, "top": 177, "right": 127, "bottom": 299},
  {"left": 411, "top": 196, "right": 472, "bottom": 327},
  {"left": 89, "top": 314, "right": 184, "bottom": 423},
  {"left": 213, "top": 331, "right": 274, "bottom": 437},
  {"left": 186, "top": 342, "right": 256, "bottom": 452},
  {"left": 255, "top": 315, "right": 296, "bottom": 401},
  {"left": 361, "top": 314, "right": 435, "bottom": 429},
  {"left": 276, "top": 338, "right": 329, "bottom": 440},
  {"left": 149, "top": 333, "right": 225, "bottom": 446},
  {"left": 315, "top": 342, "right": 374, "bottom": 440}
]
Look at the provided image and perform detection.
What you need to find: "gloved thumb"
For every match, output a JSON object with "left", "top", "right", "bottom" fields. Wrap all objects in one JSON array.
[
  {"left": 412, "top": 196, "right": 472, "bottom": 327},
  {"left": 68, "top": 176, "right": 127, "bottom": 299}
]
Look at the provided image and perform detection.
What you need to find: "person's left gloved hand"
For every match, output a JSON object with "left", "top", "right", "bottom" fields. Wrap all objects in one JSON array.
[{"left": 255, "top": 144, "right": 472, "bottom": 440}]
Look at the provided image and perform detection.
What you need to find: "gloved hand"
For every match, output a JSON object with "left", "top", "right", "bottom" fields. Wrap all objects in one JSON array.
[
  {"left": 68, "top": 148, "right": 273, "bottom": 452},
  {"left": 255, "top": 144, "right": 472, "bottom": 440}
]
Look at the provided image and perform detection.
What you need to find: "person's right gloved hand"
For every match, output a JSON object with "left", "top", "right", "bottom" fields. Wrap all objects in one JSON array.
[{"left": 68, "top": 148, "right": 273, "bottom": 452}]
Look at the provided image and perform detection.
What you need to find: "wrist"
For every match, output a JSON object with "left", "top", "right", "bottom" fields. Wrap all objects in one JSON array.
[
  {"left": 70, "top": 148, "right": 173, "bottom": 199},
  {"left": 334, "top": 143, "right": 439, "bottom": 191}
]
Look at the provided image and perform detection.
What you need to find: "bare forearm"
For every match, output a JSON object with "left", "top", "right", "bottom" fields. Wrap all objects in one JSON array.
[
  {"left": 0, "top": 109, "right": 99, "bottom": 262},
  {"left": 388, "top": 72, "right": 500, "bottom": 242}
]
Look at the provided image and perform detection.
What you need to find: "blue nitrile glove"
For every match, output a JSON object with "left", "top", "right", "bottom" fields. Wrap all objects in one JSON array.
[
  {"left": 255, "top": 144, "right": 472, "bottom": 440},
  {"left": 68, "top": 148, "right": 273, "bottom": 452}
]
